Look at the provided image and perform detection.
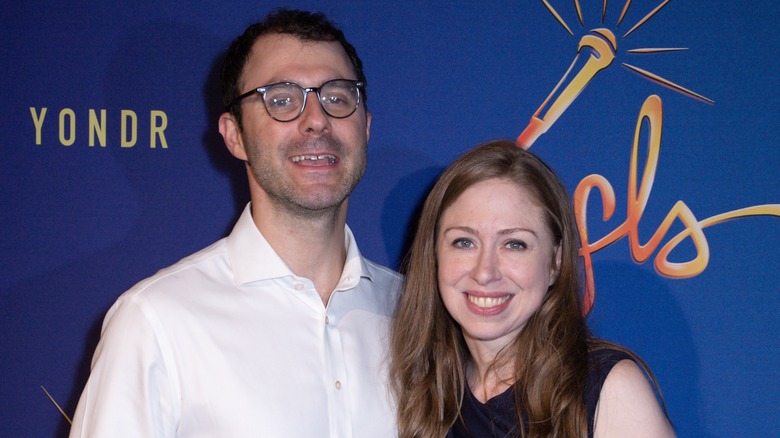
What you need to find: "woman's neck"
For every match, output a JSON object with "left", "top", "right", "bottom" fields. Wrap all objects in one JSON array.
[{"left": 466, "top": 350, "right": 516, "bottom": 403}]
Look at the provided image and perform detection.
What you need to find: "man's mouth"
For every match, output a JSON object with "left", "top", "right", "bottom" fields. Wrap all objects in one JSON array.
[{"left": 290, "top": 154, "right": 338, "bottom": 166}]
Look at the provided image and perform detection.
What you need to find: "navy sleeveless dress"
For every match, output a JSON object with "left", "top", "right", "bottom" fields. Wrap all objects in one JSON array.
[{"left": 447, "top": 348, "right": 632, "bottom": 438}]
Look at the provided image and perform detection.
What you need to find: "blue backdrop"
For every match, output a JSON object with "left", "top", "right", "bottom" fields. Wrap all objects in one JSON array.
[{"left": 2, "top": 1, "right": 778, "bottom": 436}]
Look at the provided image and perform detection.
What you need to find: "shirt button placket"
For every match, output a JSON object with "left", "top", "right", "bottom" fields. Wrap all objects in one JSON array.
[{"left": 324, "top": 312, "right": 350, "bottom": 436}]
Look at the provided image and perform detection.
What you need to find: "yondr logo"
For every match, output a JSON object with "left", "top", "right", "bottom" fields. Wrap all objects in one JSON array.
[{"left": 30, "top": 107, "right": 170, "bottom": 149}]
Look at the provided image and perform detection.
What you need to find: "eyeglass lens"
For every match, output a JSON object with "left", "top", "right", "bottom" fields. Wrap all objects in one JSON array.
[{"left": 264, "top": 80, "right": 360, "bottom": 122}]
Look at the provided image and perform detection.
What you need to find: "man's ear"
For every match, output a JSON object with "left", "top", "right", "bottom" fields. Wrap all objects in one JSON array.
[
  {"left": 365, "top": 110, "right": 372, "bottom": 143},
  {"left": 219, "top": 112, "right": 247, "bottom": 161}
]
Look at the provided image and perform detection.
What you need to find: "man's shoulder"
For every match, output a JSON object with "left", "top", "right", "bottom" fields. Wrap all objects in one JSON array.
[
  {"left": 363, "top": 258, "right": 403, "bottom": 284},
  {"left": 363, "top": 258, "right": 403, "bottom": 280},
  {"left": 360, "top": 258, "right": 404, "bottom": 305},
  {"left": 124, "top": 237, "right": 231, "bottom": 299}
]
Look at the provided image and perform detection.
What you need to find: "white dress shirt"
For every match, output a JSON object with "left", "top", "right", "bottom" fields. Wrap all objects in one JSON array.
[{"left": 69, "top": 204, "right": 403, "bottom": 437}]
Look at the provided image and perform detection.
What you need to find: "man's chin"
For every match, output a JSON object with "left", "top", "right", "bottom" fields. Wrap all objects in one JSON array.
[{"left": 276, "top": 192, "right": 350, "bottom": 217}]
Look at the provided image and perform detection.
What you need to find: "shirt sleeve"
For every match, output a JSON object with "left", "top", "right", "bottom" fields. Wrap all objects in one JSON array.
[{"left": 69, "top": 293, "right": 179, "bottom": 437}]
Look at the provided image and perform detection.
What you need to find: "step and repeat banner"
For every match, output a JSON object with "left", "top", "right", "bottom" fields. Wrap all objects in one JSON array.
[{"left": 3, "top": 1, "right": 778, "bottom": 436}]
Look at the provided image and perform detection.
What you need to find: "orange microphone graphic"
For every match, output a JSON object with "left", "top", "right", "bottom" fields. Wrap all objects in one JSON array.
[{"left": 516, "top": 28, "right": 616, "bottom": 149}]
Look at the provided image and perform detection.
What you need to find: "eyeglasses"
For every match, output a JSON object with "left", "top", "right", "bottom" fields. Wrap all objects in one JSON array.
[{"left": 228, "top": 79, "right": 364, "bottom": 122}]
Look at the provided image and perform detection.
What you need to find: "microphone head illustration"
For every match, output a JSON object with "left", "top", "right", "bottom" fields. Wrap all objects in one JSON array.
[{"left": 517, "top": 28, "right": 617, "bottom": 149}]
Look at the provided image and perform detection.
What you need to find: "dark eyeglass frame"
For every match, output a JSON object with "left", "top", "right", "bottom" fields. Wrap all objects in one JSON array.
[{"left": 227, "top": 79, "right": 365, "bottom": 122}]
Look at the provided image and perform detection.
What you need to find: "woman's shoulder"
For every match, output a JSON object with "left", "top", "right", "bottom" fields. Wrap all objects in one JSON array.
[
  {"left": 585, "top": 342, "right": 636, "bottom": 400},
  {"left": 593, "top": 359, "right": 676, "bottom": 437},
  {"left": 588, "top": 344, "right": 634, "bottom": 370},
  {"left": 588, "top": 341, "right": 676, "bottom": 437}
]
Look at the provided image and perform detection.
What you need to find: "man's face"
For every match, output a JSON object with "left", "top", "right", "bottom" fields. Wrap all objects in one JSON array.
[{"left": 231, "top": 34, "right": 370, "bottom": 215}]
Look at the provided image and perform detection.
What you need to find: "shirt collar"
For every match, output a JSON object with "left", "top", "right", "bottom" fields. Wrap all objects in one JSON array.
[{"left": 226, "top": 203, "right": 373, "bottom": 288}]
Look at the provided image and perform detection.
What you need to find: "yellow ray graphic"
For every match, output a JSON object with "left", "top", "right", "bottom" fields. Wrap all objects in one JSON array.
[
  {"left": 623, "top": 0, "right": 671, "bottom": 38},
  {"left": 628, "top": 47, "right": 688, "bottom": 54},
  {"left": 519, "top": 0, "right": 713, "bottom": 148},
  {"left": 41, "top": 386, "right": 72, "bottom": 425},
  {"left": 542, "top": 0, "right": 574, "bottom": 35},
  {"left": 622, "top": 63, "right": 715, "bottom": 104},
  {"left": 617, "top": 0, "right": 633, "bottom": 26},
  {"left": 602, "top": 0, "right": 608, "bottom": 23}
]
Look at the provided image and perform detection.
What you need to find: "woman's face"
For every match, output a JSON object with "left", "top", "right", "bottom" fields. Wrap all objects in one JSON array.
[{"left": 436, "top": 178, "right": 561, "bottom": 356}]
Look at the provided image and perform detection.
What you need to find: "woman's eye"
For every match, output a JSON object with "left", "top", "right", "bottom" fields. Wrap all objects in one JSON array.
[
  {"left": 452, "top": 239, "right": 473, "bottom": 249},
  {"left": 506, "top": 240, "right": 527, "bottom": 250}
]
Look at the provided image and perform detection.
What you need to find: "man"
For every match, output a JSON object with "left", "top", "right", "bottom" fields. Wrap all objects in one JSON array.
[{"left": 70, "top": 9, "right": 402, "bottom": 437}]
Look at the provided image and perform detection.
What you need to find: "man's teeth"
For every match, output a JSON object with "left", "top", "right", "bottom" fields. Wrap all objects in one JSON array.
[
  {"left": 468, "top": 295, "right": 510, "bottom": 308},
  {"left": 291, "top": 154, "right": 337, "bottom": 164}
]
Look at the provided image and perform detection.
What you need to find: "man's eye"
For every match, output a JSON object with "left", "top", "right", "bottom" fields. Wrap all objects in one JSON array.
[
  {"left": 323, "top": 94, "right": 347, "bottom": 105},
  {"left": 269, "top": 96, "right": 294, "bottom": 108}
]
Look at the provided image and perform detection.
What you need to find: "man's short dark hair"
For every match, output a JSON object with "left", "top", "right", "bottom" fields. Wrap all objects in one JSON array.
[{"left": 221, "top": 8, "right": 367, "bottom": 127}]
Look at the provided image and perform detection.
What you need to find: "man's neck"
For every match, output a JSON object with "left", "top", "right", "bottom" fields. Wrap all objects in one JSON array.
[{"left": 250, "top": 198, "right": 349, "bottom": 306}]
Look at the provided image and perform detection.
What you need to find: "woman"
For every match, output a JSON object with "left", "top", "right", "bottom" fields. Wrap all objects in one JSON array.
[{"left": 390, "top": 140, "right": 674, "bottom": 437}]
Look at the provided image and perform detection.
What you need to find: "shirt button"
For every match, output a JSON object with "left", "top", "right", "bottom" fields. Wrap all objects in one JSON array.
[
  {"left": 335, "top": 380, "right": 342, "bottom": 390},
  {"left": 325, "top": 316, "right": 330, "bottom": 325},
  {"left": 294, "top": 283, "right": 304, "bottom": 291}
]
